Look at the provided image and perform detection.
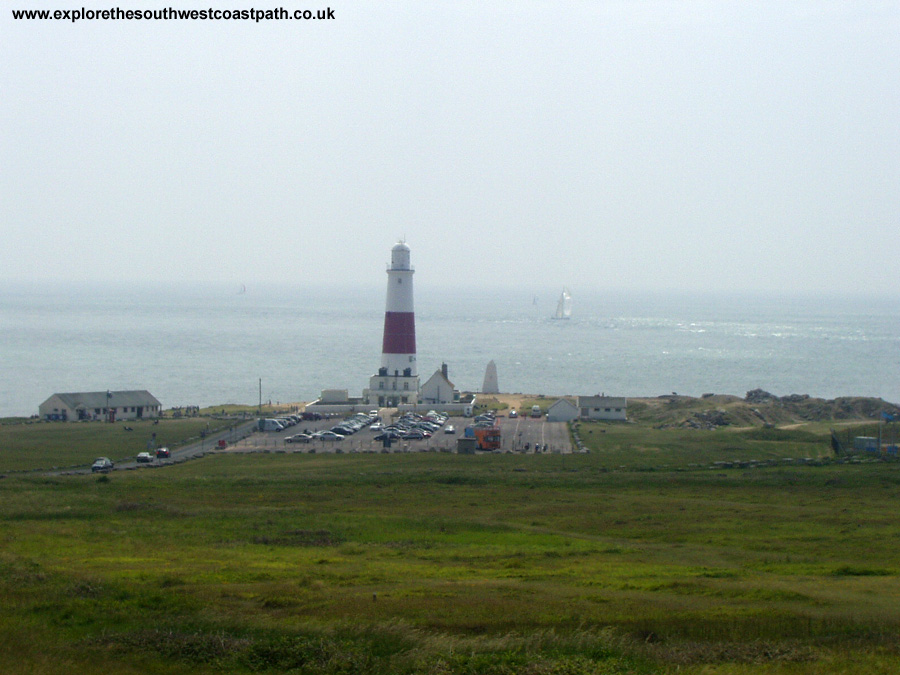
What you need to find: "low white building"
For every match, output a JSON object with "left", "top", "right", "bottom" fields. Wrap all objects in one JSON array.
[
  {"left": 578, "top": 395, "right": 627, "bottom": 421},
  {"left": 39, "top": 390, "right": 162, "bottom": 422},
  {"left": 420, "top": 364, "right": 459, "bottom": 405},
  {"left": 547, "top": 398, "right": 579, "bottom": 422}
]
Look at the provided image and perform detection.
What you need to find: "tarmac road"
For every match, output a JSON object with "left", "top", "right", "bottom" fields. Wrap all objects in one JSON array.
[
  {"left": 496, "top": 414, "right": 572, "bottom": 453},
  {"left": 56, "top": 419, "right": 258, "bottom": 475}
]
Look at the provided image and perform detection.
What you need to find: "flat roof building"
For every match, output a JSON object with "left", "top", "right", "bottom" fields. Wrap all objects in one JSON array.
[{"left": 577, "top": 395, "right": 627, "bottom": 421}]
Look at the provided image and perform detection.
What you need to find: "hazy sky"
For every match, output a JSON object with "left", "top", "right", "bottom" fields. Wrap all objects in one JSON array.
[{"left": 3, "top": 1, "right": 898, "bottom": 294}]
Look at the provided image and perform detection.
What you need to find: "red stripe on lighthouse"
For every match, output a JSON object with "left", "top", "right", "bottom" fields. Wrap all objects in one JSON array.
[{"left": 382, "top": 312, "right": 416, "bottom": 354}]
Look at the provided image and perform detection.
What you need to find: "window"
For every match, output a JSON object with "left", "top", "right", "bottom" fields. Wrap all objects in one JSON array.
[
  {"left": 404, "top": 382, "right": 409, "bottom": 390},
  {"left": 379, "top": 382, "right": 384, "bottom": 389}
]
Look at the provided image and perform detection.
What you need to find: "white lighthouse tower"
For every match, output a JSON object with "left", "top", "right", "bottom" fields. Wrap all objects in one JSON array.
[{"left": 365, "top": 242, "right": 419, "bottom": 407}]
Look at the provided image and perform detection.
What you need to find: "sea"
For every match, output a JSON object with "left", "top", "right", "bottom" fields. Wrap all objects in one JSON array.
[{"left": 2, "top": 282, "right": 899, "bottom": 418}]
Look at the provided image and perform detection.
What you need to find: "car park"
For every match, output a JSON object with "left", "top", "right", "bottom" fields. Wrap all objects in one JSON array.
[
  {"left": 91, "top": 457, "right": 114, "bottom": 473},
  {"left": 136, "top": 452, "right": 153, "bottom": 463}
]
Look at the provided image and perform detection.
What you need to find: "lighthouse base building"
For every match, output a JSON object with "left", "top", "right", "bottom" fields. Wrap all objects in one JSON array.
[{"left": 365, "top": 368, "right": 419, "bottom": 408}]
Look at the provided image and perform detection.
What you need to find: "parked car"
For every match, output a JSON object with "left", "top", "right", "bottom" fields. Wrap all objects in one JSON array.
[
  {"left": 315, "top": 431, "right": 345, "bottom": 441},
  {"left": 286, "top": 433, "right": 312, "bottom": 443},
  {"left": 444, "top": 425, "right": 456, "bottom": 434},
  {"left": 91, "top": 457, "right": 114, "bottom": 473},
  {"left": 136, "top": 452, "right": 153, "bottom": 463},
  {"left": 156, "top": 447, "right": 170, "bottom": 459},
  {"left": 509, "top": 410, "right": 518, "bottom": 418},
  {"left": 259, "top": 419, "right": 284, "bottom": 432}
]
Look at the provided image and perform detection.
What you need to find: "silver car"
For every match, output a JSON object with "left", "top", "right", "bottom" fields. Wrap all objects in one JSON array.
[{"left": 91, "top": 457, "right": 114, "bottom": 473}]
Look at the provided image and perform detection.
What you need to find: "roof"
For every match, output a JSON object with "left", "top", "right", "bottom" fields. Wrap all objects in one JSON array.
[
  {"left": 423, "top": 369, "right": 455, "bottom": 389},
  {"left": 549, "top": 398, "right": 579, "bottom": 410},
  {"left": 578, "top": 396, "right": 627, "bottom": 408},
  {"left": 45, "top": 390, "right": 161, "bottom": 409}
]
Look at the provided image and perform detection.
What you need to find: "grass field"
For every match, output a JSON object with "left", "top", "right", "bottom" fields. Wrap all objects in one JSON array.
[
  {"left": 2, "top": 410, "right": 900, "bottom": 673},
  {"left": 0, "top": 417, "right": 238, "bottom": 472}
]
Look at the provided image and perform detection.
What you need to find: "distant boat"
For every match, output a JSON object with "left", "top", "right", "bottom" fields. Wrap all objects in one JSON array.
[
  {"left": 553, "top": 287, "right": 572, "bottom": 320},
  {"left": 237, "top": 284, "right": 247, "bottom": 295}
]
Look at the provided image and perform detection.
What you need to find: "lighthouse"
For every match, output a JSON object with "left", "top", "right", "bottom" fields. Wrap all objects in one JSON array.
[{"left": 365, "top": 242, "right": 420, "bottom": 407}]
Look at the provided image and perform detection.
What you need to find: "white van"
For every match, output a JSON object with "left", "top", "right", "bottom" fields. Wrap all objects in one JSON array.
[{"left": 260, "top": 418, "right": 284, "bottom": 432}]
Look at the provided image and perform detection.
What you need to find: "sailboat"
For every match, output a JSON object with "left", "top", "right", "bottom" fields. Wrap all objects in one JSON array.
[{"left": 553, "top": 287, "right": 572, "bottom": 320}]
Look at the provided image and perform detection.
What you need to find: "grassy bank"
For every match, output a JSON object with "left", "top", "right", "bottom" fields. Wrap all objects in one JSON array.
[
  {"left": 0, "top": 417, "right": 237, "bottom": 472},
  {"left": 2, "top": 431, "right": 900, "bottom": 672}
]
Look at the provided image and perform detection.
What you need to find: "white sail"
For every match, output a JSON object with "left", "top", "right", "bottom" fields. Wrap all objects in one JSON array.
[{"left": 554, "top": 287, "right": 572, "bottom": 319}]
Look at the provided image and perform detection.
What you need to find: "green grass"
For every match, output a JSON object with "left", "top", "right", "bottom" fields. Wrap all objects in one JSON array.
[
  {"left": 573, "top": 420, "right": 832, "bottom": 468},
  {"left": 2, "top": 418, "right": 900, "bottom": 673},
  {"left": 0, "top": 417, "right": 237, "bottom": 472}
]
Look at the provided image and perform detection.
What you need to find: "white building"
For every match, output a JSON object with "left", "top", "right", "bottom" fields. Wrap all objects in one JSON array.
[
  {"left": 39, "top": 390, "right": 162, "bottom": 422},
  {"left": 420, "top": 364, "right": 459, "bottom": 405},
  {"left": 547, "top": 398, "right": 579, "bottom": 422},
  {"left": 578, "top": 395, "right": 627, "bottom": 421}
]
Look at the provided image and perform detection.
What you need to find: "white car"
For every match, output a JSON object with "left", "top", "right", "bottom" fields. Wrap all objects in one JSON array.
[
  {"left": 314, "top": 431, "right": 345, "bottom": 441},
  {"left": 136, "top": 452, "right": 153, "bottom": 463},
  {"left": 444, "top": 425, "right": 456, "bottom": 434}
]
